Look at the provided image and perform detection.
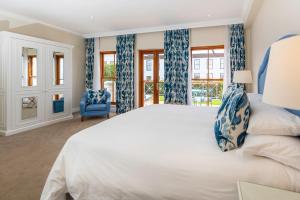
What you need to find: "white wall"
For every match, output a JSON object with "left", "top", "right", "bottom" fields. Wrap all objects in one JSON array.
[
  {"left": 98, "top": 26, "right": 227, "bottom": 107},
  {"left": 249, "top": 0, "right": 300, "bottom": 92}
]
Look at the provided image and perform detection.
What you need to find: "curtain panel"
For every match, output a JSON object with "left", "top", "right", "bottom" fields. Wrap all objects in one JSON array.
[
  {"left": 229, "top": 24, "right": 246, "bottom": 82},
  {"left": 164, "top": 29, "right": 190, "bottom": 105},
  {"left": 85, "top": 38, "right": 95, "bottom": 90},
  {"left": 116, "top": 34, "right": 135, "bottom": 114}
]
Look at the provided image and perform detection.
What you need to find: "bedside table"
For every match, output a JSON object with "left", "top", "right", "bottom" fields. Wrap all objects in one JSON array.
[{"left": 237, "top": 181, "right": 300, "bottom": 200}]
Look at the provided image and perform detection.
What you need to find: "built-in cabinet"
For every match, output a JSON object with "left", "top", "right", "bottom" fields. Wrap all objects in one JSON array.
[{"left": 0, "top": 31, "right": 73, "bottom": 136}]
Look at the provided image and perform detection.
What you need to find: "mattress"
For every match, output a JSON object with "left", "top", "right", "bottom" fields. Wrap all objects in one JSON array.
[{"left": 41, "top": 105, "right": 300, "bottom": 200}]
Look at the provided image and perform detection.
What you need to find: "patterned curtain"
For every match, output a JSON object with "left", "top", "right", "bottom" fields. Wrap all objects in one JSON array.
[
  {"left": 85, "top": 38, "right": 95, "bottom": 90},
  {"left": 164, "top": 29, "right": 190, "bottom": 105},
  {"left": 116, "top": 34, "right": 135, "bottom": 114},
  {"left": 229, "top": 24, "right": 246, "bottom": 83}
]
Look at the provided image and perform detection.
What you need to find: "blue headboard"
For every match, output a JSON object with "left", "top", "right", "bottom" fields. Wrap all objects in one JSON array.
[{"left": 257, "top": 34, "right": 300, "bottom": 117}]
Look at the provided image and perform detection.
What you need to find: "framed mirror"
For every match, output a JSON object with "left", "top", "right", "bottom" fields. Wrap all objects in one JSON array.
[
  {"left": 52, "top": 94, "right": 64, "bottom": 113},
  {"left": 53, "top": 52, "right": 64, "bottom": 85},
  {"left": 22, "top": 47, "right": 38, "bottom": 87},
  {"left": 21, "top": 96, "right": 38, "bottom": 120}
]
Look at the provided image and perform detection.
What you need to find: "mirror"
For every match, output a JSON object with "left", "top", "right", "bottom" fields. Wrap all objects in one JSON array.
[
  {"left": 21, "top": 97, "right": 38, "bottom": 120},
  {"left": 22, "top": 47, "right": 38, "bottom": 87},
  {"left": 52, "top": 94, "right": 64, "bottom": 113},
  {"left": 53, "top": 52, "right": 64, "bottom": 85}
]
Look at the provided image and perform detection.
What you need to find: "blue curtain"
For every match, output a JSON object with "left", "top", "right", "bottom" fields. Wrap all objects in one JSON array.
[
  {"left": 229, "top": 24, "right": 246, "bottom": 82},
  {"left": 85, "top": 38, "right": 95, "bottom": 90},
  {"left": 116, "top": 34, "right": 135, "bottom": 114},
  {"left": 164, "top": 29, "right": 189, "bottom": 105}
]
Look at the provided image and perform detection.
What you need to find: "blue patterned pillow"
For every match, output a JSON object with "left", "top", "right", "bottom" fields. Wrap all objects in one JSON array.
[
  {"left": 98, "top": 89, "right": 107, "bottom": 104},
  {"left": 87, "top": 90, "right": 99, "bottom": 105},
  {"left": 222, "top": 83, "right": 237, "bottom": 102},
  {"left": 214, "top": 88, "right": 251, "bottom": 152}
]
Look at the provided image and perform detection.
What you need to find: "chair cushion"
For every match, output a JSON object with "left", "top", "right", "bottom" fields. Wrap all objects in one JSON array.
[
  {"left": 214, "top": 88, "right": 251, "bottom": 152},
  {"left": 86, "top": 104, "right": 107, "bottom": 112}
]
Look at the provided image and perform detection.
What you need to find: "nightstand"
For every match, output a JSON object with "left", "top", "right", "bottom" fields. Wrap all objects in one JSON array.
[{"left": 237, "top": 181, "right": 300, "bottom": 200}]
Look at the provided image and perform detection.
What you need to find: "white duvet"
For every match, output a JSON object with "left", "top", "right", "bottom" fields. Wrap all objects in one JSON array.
[{"left": 41, "top": 105, "right": 300, "bottom": 200}]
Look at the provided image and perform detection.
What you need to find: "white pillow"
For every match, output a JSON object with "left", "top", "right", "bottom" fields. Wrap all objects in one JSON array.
[
  {"left": 247, "top": 93, "right": 300, "bottom": 136},
  {"left": 238, "top": 134, "right": 300, "bottom": 170}
]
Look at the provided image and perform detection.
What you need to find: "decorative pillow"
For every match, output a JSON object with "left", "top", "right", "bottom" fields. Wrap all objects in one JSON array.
[
  {"left": 222, "top": 83, "right": 237, "bottom": 102},
  {"left": 87, "top": 90, "right": 99, "bottom": 105},
  {"left": 98, "top": 89, "right": 107, "bottom": 104},
  {"left": 237, "top": 134, "right": 300, "bottom": 170},
  {"left": 214, "top": 88, "right": 251, "bottom": 152},
  {"left": 247, "top": 93, "right": 300, "bottom": 136}
]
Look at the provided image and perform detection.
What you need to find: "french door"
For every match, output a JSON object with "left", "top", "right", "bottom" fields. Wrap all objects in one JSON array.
[{"left": 139, "top": 50, "right": 164, "bottom": 107}]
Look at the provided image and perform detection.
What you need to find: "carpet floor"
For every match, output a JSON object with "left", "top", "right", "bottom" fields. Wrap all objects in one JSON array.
[{"left": 0, "top": 113, "right": 114, "bottom": 200}]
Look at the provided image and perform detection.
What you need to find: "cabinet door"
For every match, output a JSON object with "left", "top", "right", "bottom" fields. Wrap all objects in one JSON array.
[
  {"left": 45, "top": 46, "right": 72, "bottom": 119},
  {"left": 15, "top": 93, "right": 44, "bottom": 127},
  {"left": 46, "top": 46, "right": 71, "bottom": 90},
  {"left": 46, "top": 90, "right": 72, "bottom": 120},
  {"left": 12, "top": 39, "right": 44, "bottom": 93}
]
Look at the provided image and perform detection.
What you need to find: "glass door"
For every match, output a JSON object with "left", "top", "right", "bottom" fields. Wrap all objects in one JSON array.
[{"left": 139, "top": 50, "right": 164, "bottom": 107}]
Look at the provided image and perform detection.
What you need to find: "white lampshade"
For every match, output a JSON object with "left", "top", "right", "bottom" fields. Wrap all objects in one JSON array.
[
  {"left": 263, "top": 35, "right": 300, "bottom": 109},
  {"left": 233, "top": 70, "right": 252, "bottom": 83}
]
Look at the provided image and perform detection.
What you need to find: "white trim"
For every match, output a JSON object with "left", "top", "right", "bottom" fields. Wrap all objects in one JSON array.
[
  {"left": 84, "top": 18, "right": 243, "bottom": 38},
  {"left": 0, "top": 115, "right": 73, "bottom": 136},
  {"left": 72, "top": 107, "right": 80, "bottom": 113},
  {"left": 0, "top": 9, "right": 83, "bottom": 36},
  {"left": 0, "top": 31, "right": 74, "bottom": 49}
]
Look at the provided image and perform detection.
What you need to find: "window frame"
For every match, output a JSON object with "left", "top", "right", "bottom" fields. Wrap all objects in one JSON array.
[{"left": 100, "top": 51, "right": 117, "bottom": 104}]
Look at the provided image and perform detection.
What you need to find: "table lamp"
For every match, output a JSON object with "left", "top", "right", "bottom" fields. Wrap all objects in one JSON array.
[{"left": 263, "top": 35, "right": 300, "bottom": 110}]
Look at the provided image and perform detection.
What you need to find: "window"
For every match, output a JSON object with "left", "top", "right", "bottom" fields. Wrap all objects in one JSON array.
[
  {"left": 191, "top": 46, "right": 225, "bottom": 107},
  {"left": 100, "top": 51, "right": 116, "bottom": 104},
  {"left": 139, "top": 50, "right": 164, "bottom": 107},
  {"left": 193, "top": 59, "right": 200, "bottom": 70}
]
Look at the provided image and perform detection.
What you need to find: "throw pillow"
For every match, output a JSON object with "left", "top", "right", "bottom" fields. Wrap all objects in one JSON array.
[{"left": 214, "top": 88, "right": 251, "bottom": 152}]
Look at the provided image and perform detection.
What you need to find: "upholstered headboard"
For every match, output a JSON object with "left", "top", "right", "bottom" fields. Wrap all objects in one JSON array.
[{"left": 257, "top": 34, "right": 300, "bottom": 117}]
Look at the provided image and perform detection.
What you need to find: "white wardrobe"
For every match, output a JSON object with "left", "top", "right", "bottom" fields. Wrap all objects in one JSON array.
[{"left": 0, "top": 31, "right": 73, "bottom": 136}]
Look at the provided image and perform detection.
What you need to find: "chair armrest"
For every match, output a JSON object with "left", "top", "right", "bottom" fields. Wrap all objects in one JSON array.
[{"left": 80, "top": 96, "right": 87, "bottom": 114}]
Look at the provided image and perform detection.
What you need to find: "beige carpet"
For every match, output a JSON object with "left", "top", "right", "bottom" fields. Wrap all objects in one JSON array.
[{"left": 0, "top": 113, "right": 114, "bottom": 200}]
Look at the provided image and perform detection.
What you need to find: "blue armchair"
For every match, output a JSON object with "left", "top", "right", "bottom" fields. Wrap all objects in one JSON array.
[{"left": 80, "top": 91, "right": 111, "bottom": 121}]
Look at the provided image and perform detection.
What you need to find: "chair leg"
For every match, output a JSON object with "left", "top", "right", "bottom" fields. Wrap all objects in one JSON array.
[
  {"left": 81, "top": 116, "right": 84, "bottom": 122},
  {"left": 107, "top": 113, "right": 110, "bottom": 119}
]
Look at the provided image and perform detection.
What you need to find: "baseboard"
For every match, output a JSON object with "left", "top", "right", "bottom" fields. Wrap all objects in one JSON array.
[
  {"left": 1, "top": 115, "right": 74, "bottom": 136},
  {"left": 72, "top": 107, "right": 80, "bottom": 113}
]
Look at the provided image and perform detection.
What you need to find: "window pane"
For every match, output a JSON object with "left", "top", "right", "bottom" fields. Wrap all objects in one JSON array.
[
  {"left": 104, "top": 79, "right": 116, "bottom": 103},
  {"left": 143, "top": 54, "right": 154, "bottom": 106},
  {"left": 192, "top": 50, "right": 208, "bottom": 79},
  {"left": 102, "top": 53, "right": 116, "bottom": 103},
  {"left": 104, "top": 54, "right": 116, "bottom": 78},
  {"left": 192, "top": 47, "right": 224, "bottom": 107}
]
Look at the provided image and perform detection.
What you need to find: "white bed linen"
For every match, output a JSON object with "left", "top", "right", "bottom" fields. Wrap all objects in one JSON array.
[{"left": 41, "top": 105, "right": 300, "bottom": 200}]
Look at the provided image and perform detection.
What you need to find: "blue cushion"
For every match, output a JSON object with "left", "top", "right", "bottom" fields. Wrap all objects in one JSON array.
[
  {"left": 86, "top": 104, "right": 107, "bottom": 112},
  {"left": 222, "top": 83, "right": 237, "bottom": 102},
  {"left": 98, "top": 89, "right": 107, "bottom": 104},
  {"left": 86, "top": 89, "right": 108, "bottom": 105},
  {"left": 214, "top": 88, "right": 251, "bottom": 152},
  {"left": 87, "top": 90, "right": 99, "bottom": 105}
]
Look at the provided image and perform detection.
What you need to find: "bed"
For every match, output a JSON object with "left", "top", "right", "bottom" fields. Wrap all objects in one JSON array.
[
  {"left": 42, "top": 34, "right": 300, "bottom": 200},
  {"left": 41, "top": 105, "right": 300, "bottom": 200}
]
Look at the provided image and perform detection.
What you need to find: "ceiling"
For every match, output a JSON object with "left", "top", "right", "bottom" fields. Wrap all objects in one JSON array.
[{"left": 0, "top": 0, "right": 253, "bottom": 37}]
